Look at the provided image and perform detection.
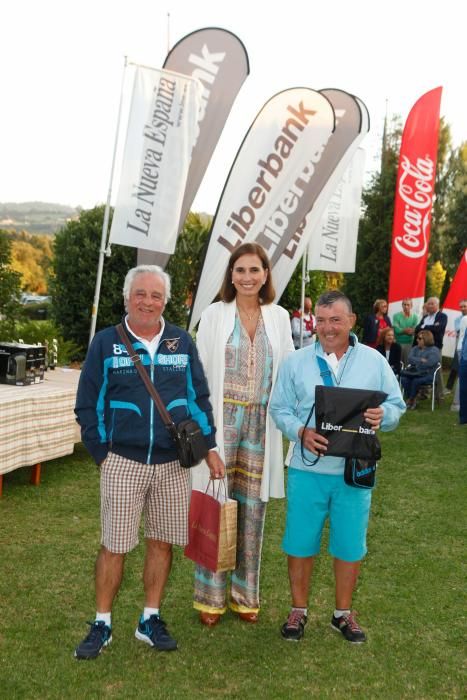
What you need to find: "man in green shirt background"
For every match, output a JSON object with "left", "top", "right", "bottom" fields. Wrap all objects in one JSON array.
[{"left": 392, "top": 298, "right": 419, "bottom": 366}]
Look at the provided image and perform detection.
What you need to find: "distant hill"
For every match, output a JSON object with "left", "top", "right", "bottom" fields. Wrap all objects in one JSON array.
[{"left": 0, "top": 201, "right": 81, "bottom": 234}]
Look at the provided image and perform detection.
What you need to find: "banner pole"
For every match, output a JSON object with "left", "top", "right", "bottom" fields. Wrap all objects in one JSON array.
[
  {"left": 88, "top": 55, "right": 128, "bottom": 347},
  {"left": 299, "top": 253, "right": 307, "bottom": 348}
]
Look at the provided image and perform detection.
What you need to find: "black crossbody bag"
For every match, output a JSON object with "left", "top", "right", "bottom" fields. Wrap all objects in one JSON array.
[{"left": 116, "top": 324, "right": 208, "bottom": 469}]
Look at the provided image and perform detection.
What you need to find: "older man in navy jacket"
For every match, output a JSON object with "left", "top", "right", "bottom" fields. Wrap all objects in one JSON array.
[
  {"left": 74, "top": 265, "right": 224, "bottom": 660},
  {"left": 413, "top": 297, "right": 447, "bottom": 350}
]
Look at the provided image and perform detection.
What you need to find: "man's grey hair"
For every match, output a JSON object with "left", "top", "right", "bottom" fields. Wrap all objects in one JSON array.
[
  {"left": 315, "top": 290, "right": 353, "bottom": 313},
  {"left": 426, "top": 296, "right": 439, "bottom": 307},
  {"left": 123, "top": 265, "right": 171, "bottom": 308}
]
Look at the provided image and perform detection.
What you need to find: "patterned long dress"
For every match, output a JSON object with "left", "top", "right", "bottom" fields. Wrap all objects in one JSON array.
[{"left": 193, "top": 312, "right": 273, "bottom": 614}]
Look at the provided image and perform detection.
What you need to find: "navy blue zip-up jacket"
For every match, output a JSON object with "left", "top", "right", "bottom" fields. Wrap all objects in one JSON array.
[{"left": 75, "top": 319, "right": 217, "bottom": 465}]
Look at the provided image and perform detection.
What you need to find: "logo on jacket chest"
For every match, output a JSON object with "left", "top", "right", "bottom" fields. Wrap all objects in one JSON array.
[{"left": 165, "top": 337, "right": 180, "bottom": 352}]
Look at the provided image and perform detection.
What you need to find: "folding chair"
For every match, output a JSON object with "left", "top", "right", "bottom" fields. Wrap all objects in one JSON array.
[{"left": 418, "top": 363, "right": 442, "bottom": 411}]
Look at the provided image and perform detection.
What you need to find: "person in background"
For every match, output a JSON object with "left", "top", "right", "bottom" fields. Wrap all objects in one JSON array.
[
  {"left": 413, "top": 297, "right": 447, "bottom": 350},
  {"left": 451, "top": 310, "right": 467, "bottom": 412},
  {"left": 392, "top": 298, "right": 419, "bottom": 366},
  {"left": 74, "top": 265, "right": 224, "bottom": 660},
  {"left": 401, "top": 330, "right": 441, "bottom": 410},
  {"left": 291, "top": 296, "right": 315, "bottom": 349},
  {"left": 413, "top": 297, "right": 448, "bottom": 399},
  {"left": 376, "top": 327, "right": 402, "bottom": 377},
  {"left": 191, "top": 242, "right": 294, "bottom": 627},
  {"left": 269, "top": 290, "right": 405, "bottom": 644},
  {"left": 445, "top": 299, "right": 467, "bottom": 393},
  {"left": 458, "top": 325, "right": 467, "bottom": 425},
  {"left": 362, "top": 299, "right": 392, "bottom": 348}
]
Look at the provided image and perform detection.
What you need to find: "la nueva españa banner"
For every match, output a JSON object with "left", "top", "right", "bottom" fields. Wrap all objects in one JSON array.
[
  {"left": 137, "top": 27, "right": 249, "bottom": 265},
  {"left": 441, "top": 249, "right": 467, "bottom": 358},
  {"left": 387, "top": 87, "right": 443, "bottom": 320},
  {"left": 109, "top": 65, "right": 201, "bottom": 254},
  {"left": 272, "top": 89, "right": 369, "bottom": 300},
  {"left": 188, "top": 87, "right": 336, "bottom": 330},
  {"left": 307, "top": 146, "right": 366, "bottom": 273}
]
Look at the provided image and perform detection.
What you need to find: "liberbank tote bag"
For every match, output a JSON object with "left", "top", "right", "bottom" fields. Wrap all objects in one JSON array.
[{"left": 314, "top": 385, "right": 387, "bottom": 461}]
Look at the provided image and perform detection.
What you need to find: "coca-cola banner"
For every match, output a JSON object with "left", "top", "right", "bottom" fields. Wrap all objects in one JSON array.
[
  {"left": 388, "top": 87, "right": 443, "bottom": 320},
  {"left": 307, "top": 147, "right": 366, "bottom": 273},
  {"left": 441, "top": 249, "right": 467, "bottom": 358},
  {"left": 138, "top": 27, "right": 249, "bottom": 265},
  {"left": 109, "top": 65, "right": 201, "bottom": 254},
  {"left": 188, "top": 88, "right": 336, "bottom": 330},
  {"left": 272, "top": 90, "right": 369, "bottom": 300}
]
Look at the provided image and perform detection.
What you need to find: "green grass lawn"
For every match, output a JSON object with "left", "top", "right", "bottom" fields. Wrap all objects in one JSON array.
[{"left": 0, "top": 395, "right": 465, "bottom": 699}]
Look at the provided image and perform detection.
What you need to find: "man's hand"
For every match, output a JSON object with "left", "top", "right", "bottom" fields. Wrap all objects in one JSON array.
[
  {"left": 205, "top": 450, "right": 225, "bottom": 479},
  {"left": 363, "top": 407, "right": 384, "bottom": 430},
  {"left": 298, "top": 427, "right": 329, "bottom": 455}
]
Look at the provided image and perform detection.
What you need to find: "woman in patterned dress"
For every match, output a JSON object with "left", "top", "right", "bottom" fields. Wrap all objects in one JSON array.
[{"left": 191, "top": 242, "right": 294, "bottom": 626}]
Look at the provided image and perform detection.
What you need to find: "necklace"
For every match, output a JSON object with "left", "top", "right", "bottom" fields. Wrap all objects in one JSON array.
[{"left": 237, "top": 304, "right": 260, "bottom": 321}]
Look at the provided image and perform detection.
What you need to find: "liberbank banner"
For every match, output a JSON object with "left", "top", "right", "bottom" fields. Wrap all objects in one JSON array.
[
  {"left": 388, "top": 87, "right": 442, "bottom": 320},
  {"left": 272, "top": 89, "right": 368, "bottom": 299},
  {"left": 189, "top": 88, "right": 336, "bottom": 330},
  {"left": 109, "top": 65, "right": 201, "bottom": 254},
  {"left": 138, "top": 27, "right": 249, "bottom": 264}
]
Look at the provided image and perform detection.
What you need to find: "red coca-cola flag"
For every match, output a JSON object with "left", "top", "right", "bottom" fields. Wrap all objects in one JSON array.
[
  {"left": 441, "top": 249, "right": 467, "bottom": 358},
  {"left": 388, "top": 87, "right": 442, "bottom": 321}
]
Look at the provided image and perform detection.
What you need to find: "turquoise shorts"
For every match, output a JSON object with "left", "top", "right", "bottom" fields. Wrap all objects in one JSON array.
[{"left": 282, "top": 468, "right": 372, "bottom": 562}]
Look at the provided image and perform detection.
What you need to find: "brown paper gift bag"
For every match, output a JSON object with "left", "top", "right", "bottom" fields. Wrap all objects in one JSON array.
[
  {"left": 217, "top": 493, "right": 237, "bottom": 572},
  {"left": 185, "top": 480, "right": 237, "bottom": 573}
]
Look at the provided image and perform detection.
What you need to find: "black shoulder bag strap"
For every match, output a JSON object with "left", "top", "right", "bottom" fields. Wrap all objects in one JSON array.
[
  {"left": 300, "top": 354, "right": 334, "bottom": 467},
  {"left": 115, "top": 323, "right": 178, "bottom": 441}
]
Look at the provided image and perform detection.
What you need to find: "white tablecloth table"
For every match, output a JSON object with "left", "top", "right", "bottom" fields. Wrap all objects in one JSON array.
[{"left": 0, "top": 368, "right": 81, "bottom": 494}]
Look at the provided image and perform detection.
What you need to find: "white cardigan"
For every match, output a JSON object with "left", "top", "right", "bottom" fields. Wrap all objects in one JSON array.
[{"left": 191, "top": 300, "right": 294, "bottom": 502}]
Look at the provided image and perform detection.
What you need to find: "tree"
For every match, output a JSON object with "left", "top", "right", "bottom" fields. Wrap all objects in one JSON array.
[
  {"left": 426, "top": 260, "right": 447, "bottom": 299},
  {"left": 430, "top": 117, "right": 453, "bottom": 263},
  {"left": 165, "top": 212, "right": 211, "bottom": 327},
  {"left": 278, "top": 263, "right": 327, "bottom": 315},
  {"left": 51, "top": 206, "right": 136, "bottom": 356},
  {"left": 10, "top": 231, "right": 54, "bottom": 293},
  {"left": 441, "top": 142, "right": 467, "bottom": 274},
  {"left": 51, "top": 208, "right": 213, "bottom": 352},
  {"left": 0, "top": 230, "right": 22, "bottom": 336}
]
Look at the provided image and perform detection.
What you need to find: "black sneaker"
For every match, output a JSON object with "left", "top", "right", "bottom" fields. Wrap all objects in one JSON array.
[
  {"left": 281, "top": 609, "right": 307, "bottom": 641},
  {"left": 74, "top": 620, "right": 112, "bottom": 659},
  {"left": 331, "top": 611, "right": 366, "bottom": 643},
  {"left": 135, "top": 614, "right": 177, "bottom": 651}
]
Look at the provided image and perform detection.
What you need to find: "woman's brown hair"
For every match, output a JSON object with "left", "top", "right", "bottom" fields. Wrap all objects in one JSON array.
[
  {"left": 219, "top": 243, "right": 276, "bottom": 304},
  {"left": 379, "top": 326, "right": 395, "bottom": 346},
  {"left": 417, "top": 330, "right": 435, "bottom": 346}
]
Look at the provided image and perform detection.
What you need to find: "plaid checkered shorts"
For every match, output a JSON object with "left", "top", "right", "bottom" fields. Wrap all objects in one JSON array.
[{"left": 100, "top": 451, "right": 190, "bottom": 553}]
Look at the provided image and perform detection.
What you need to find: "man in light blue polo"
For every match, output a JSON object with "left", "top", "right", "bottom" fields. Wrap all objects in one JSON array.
[{"left": 269, "top": 291, "right": 405, "bottom": 643}]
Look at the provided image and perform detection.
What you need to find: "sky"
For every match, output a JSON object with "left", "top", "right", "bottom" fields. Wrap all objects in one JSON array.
[{"left": 1, "top": 0, "right": 464, "bottom": 214}]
